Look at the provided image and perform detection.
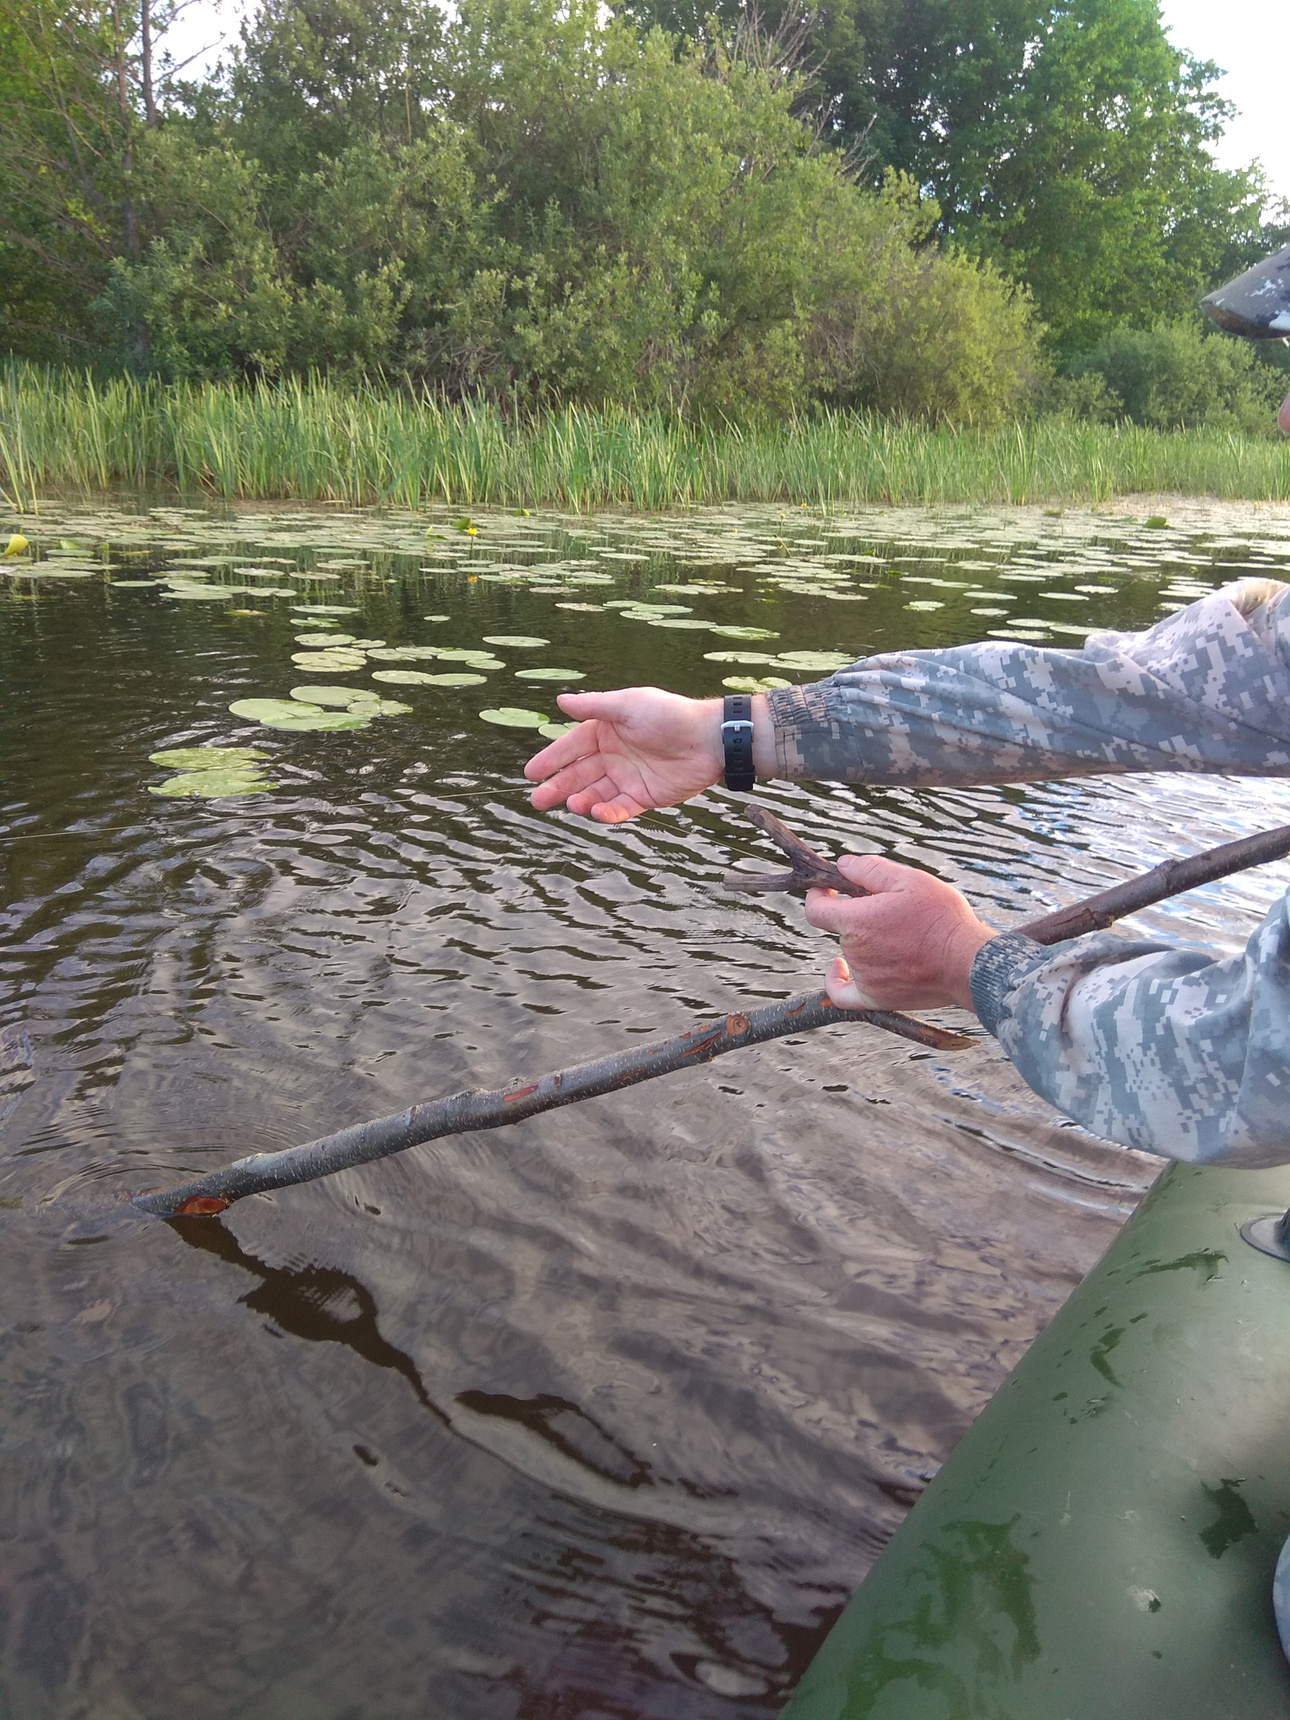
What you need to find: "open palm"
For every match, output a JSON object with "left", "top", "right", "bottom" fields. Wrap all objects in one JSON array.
[{"left": 524, "top": 688, "right": 723, "bottom": 823}]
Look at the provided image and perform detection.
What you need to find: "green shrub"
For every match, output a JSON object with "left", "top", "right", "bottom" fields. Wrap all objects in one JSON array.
[{"left": 1060, "top": 318, "right": 1287, "bottom": 433}]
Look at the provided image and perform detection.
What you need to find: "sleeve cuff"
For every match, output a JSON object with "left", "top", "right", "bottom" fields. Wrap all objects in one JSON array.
[{"left": 969, "top": 932, "right": 1051, "bottom": 1036}]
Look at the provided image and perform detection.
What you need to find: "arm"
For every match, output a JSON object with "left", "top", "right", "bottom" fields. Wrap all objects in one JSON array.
[
  {"left": 766, "top": 579, "right": 1290, "bottom": 787},
  {"left": 527, "top": 582, "right": 1290, "bottom": 820}
]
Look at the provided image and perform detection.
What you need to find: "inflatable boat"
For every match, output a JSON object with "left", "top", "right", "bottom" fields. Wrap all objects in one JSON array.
[{"left": 784, "top": 1160, "right": 1290, "bottom": 1718}]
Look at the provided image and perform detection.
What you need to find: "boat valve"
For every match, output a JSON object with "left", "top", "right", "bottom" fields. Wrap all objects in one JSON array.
[{"left": 1240, "top": 1208, "right": 1290, "bottom": 1263}]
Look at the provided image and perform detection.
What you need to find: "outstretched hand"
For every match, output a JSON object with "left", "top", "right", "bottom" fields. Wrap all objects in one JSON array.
[
  {"left": 524, "top": 688, "right": 724, "bottom": 823},
  {"left": 804, "top": 854, "right": 995, "bottom": 1013}
]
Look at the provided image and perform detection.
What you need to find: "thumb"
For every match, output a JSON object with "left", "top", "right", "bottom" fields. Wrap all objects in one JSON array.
[
  {"left": 835, "top": 852, "right": 914, "bottom": 895},
  {"left": 824, "top": 956, "right": 879, "bottom": 1012},
  {"left": 556, "top": 688, "right": 646, "bottom": 721}
]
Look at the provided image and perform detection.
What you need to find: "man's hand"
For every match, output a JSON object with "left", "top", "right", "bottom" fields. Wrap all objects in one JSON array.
[
  {"left": 524, "top": 689, "right": 726, "bottom": 823},
  {"left": 804, "top": 854, "right": 995, "bottom": 1013}
]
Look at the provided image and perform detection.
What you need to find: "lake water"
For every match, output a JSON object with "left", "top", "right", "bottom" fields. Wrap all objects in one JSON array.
[{"left": 4, "top": 494, "right": 1290, "bottom": 1718}]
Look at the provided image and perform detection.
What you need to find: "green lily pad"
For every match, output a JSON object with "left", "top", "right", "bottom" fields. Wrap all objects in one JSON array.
[
  {"left": 703, "top": 651, "right": 777, "bottom": 665},
  {"left": 417, "top": 673, "right": 489, "bottom": 687},
  {"left": 537, "top": 721, "right": 579, "bottom": 740},
  {"left": 150, "top": 746, "right": 269, "bottom": 770},
  {"left": 296, "top": 633, "right": 356, "bottom": 647},
  {"left": 290, "top": 685, "right": 371, "bottom": 707},
  {"left": 773, "top": 651, "right": 855, "bottom": 671},
  {"left": 554, "top": 602, "right": 603, "bottom": 612},
  {"left": 260, "top": 710, "right": 371, "bottom": 731},
  {"left": 709, "top": 625, "right": 780, "bottom": 641},
  {"left": 149, "top": 770, "right": 272, "bottom": 798},
  {"left": 370, "top": 669, "right": 439, "bottom": 685},
  {"left": 230, "top": 698, "right": 323, "bottom": 723},
  {"left": 373, "top": 700, "right": 413, "bottom": 715},
  {"left": 515, "top": 667, "right": 585, "bottom": 680},
  {"left": 111, "top": 579, "right": 157, "bottom": 589},
  {"left": 721, "top": 675, "right": 793, "bottom": 693},
  {"left": 481, "top": 635, "right": 548, "bottom": 648},
  {"left": 422, "top": 614, "right": 451, "bottom": 622},
  {"left": 479, "top": 707, "right": 549, "bottom": 728},
  {"left": 290, "top": 652, "right": 367, "bottom": 670},
  {"left": 292, "top": 605, "right": 360, "bottom": 616}
]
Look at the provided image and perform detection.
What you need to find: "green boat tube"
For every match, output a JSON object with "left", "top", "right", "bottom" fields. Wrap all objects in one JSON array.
[{"left": 784, "top": 1161, "right": 1290, "bottom": 1719}]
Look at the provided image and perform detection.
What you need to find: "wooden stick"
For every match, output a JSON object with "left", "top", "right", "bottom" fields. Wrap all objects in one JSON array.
[
  {"left": 725, "top": 803, "right": 1290, "bottom": 945},
  {"left": 1018, "top": 821, "right": 1290, "bottom": 944},
  {"left": 132, "top": 989, "right": 973, "bottom": 1218}
]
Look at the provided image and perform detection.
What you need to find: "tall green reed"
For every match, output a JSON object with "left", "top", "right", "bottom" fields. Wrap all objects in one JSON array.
[{"left": 3, "top": 363, "right": 1288, "bottom": 510}]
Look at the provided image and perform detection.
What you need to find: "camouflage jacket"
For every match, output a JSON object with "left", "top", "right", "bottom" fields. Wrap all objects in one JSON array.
[{"left": 764, "top": 580, "right": 1290, "bottom": 1166}]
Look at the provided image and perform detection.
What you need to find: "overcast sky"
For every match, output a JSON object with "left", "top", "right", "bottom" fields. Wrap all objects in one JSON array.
[{"left": 163, "top": 0, "right": 1289, "bottom": 205}]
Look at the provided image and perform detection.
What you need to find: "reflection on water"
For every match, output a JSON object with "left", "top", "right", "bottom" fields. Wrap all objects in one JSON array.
[{"left": 2, "top": 495, "right": 1290, "bottom": 1716}]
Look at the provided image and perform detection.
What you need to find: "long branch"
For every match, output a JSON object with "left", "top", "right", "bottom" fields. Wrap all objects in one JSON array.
[{"left": 132, "top": 991, "right": 973, "bottom": 1217}]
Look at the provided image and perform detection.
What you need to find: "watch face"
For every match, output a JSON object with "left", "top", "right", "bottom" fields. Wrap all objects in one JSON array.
[{"left": 1202, "top": 244, "right": 1290, "bottom": 339}]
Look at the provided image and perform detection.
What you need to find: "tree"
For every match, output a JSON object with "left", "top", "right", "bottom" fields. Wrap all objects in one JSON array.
[{"left": 616, "top": 0, "right": 1271, "bottom": 353}]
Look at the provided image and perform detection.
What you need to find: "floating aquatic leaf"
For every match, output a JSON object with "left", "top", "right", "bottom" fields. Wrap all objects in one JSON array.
[
  {"left": 371, "top": 669, "right": 440, "bottom": 685},
  {"left": 166, "top": 586, "right": 236, "bottom": 601},
  {"left": 295, "top": 633, "right": 356, "bottom": 647},
  {"left": 418, "top": 672, "right": 489, "bottom": 687},
  {"left": 374, "top": 700, "right": 413, "bottom": 715},
  {"left": 646, "top": 618, "right": 714, "bottom": 630},
  {"left": 904, "top": 600, "right": 944, "bottom": 611},
  {"left": 422, "top": 614, "right": 451, "bottom": 622},
  {"left": 721, "top": 676, "right": 793, "bottom": 693},
  {"left": 290, "top": 651, "right": 367, "bottom": 670},
  {"left": 110, "top": 579, "right": 156, "bottom": 588},
  {"left": 3, "top": 535, "right": 29, "bottom": 557},
  {"left": 703, "top": 650, "right": 777, "bottom": 665},
  {"left": 515, "top": 667, "right": 585, "bottom": 680},
  {"left": 292, "top": 605, "right": 360, "bottom": 616},
  {"left": 261, "top": 710, "right": 371, "bottom": 731},
  {"left": 481, "top": 635, "right": 548, "bottom": 648},
  {"left": 555, "top": 602, "right": 603, "bottom": 612},
  {"left": 970, "top": 607, "right": 1010, "bottom": 616},
  {"left": 537, "top": 721, "right": 578, "bottom": 740},
  {"left": 709, "top": 625, "right": 779, "bottom": 641},
  {"left": 150, "top": 746, "right": 269, "bottom": 769},
  {"left": 479, "top": 707, "right": 548, "bottom": 727},
  {"left": 149, "top": 770, "right": 272, "bottom": 798},
  {"left": 230, "top": 697, "right": 323, "bottom": 722},
  {"left": 774, "top": 651, "right": 854, "bottom": 671},
  {"left": 290, "top": 686, "right": 371, "bottom": 707}
]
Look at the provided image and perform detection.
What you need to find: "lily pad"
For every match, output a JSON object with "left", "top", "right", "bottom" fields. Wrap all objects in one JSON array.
[
  {"left": 292, "top": 605, "right": 360, "bottom": 616},
  {"left": 111, "top": 580, "right": 157, "bottom": 589},
  {"left": 261, "top": 710, "right": 371, "bottom": 731},
  {"left": 3, "top": 534, "right": 30, "bottom": 557},
  {"left": 295, "top": 633, "right": 356, "bottom": 647},
  {"left": 479, "top": 707, "right": 549, "bottom": 728},
  {"left": 150, "top": 746, "right": 269, "bottom": 769},
  {"left": 481, "top": 635, "right": 548, "bottom": 648},
  {"left": 149, "top": 770, "right": 272, "bottom": 798},
  {"left": 709, "top": 625, "right": 780, "bottom": 641},
  {"left": 371, "top": 669, "right": 440, "bottom": 685},
  {"left": 422, "top": 614, "right": 451, "bottom": 622},
  {"left": 418, "top": 673, "right": 489, "bottom": 687},
  {"left": 774, "top": 651, "right": 855, "bottom": 671},
  {"left": 703, "top": 651, "right": 777, "bottom": 665},
  {"left": 230, "top": 698, "right": 323, "bottom": 723},
  {"left": 537, "top": 721, "right": 579, "bottom": 740},
  {"left": 290, "top": 652, "right": 367, "bottom": 670},
  {"left": 721, "top": 676, "right": 793, "bottom": 693},
  {"left": 290, "top": 686, "right": 372, "bottom": 707},
  {"left": 515, "top": 667, "right": 585, "bottom": 680}
]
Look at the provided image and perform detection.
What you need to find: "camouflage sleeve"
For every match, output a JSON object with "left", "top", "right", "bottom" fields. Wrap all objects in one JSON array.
[
  {"left": 763, "top": 579, "right": 1290, "bottom": 786},
  {"left": 968, "top": 899, "right": 1290, "bottom": 1166}
]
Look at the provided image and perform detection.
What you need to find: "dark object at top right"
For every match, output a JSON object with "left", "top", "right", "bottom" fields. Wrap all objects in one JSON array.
[{"left": 1202, "top": 244, "right": 1290, "bottom": 339}]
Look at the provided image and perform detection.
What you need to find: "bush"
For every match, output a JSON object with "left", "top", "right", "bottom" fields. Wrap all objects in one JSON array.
[{"left": 1059, "top": 318, "right": 1287, "bottom": 433}]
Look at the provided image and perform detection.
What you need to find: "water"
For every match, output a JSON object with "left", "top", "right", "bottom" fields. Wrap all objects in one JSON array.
[{"left": 3, "top": 494, "right": 1290, "bottom": 1718}]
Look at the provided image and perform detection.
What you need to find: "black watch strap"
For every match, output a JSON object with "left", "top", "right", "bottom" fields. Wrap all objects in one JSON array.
[{"left": 721, "top": 693, "right": 756, "bottom": 792}]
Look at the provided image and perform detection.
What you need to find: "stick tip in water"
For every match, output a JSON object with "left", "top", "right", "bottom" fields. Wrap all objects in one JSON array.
[{"left": 131, "top": 1189, "right": 230, "bottom": 1217}]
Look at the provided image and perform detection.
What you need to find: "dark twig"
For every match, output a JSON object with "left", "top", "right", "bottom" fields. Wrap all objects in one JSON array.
[
  {"left": 133, "top": 991, "right": 973, "bottom": 1217},
  {"left": 723, "top": 804, "right": 868, "bottom": 898}
]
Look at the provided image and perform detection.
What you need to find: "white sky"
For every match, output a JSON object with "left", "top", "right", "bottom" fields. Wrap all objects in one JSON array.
[{"left": 163, "top": 0, "right": 1289, "bottom": 205}]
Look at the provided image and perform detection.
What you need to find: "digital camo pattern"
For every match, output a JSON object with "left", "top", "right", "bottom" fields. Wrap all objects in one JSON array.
[
  {"left": 768, "top": 580, "right": 1290, "bottom": 1164},
  {"left": 765, "top": 578, "right": 1290, "bottom": 788}
]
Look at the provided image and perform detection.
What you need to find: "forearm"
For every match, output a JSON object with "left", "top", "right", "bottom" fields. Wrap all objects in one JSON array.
[
  {"left": 969, "top": 898, "right": 1290, "bottom": 1166},
  {"left": 763, "top": 582, "right": 1290, "bottom": 789}
]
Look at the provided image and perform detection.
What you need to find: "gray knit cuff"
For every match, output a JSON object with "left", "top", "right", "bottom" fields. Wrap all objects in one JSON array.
[{"left": 969, "top": 933, "right": 1050, "bottom": 1036}]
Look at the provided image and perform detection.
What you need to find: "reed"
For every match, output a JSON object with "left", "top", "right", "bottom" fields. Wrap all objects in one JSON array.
[{"left": 3, "top": 363, "right": 1289, "bottom": 511}]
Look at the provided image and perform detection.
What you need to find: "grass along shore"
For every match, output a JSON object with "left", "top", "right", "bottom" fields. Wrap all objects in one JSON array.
[{"left": 3, "top": 365, "right": 1290, "bottom": 513}]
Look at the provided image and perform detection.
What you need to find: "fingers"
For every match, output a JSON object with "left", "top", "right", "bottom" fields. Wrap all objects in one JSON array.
[
  {"left": 824, "top": 956, "right": 879, "bottom": 1012},
  {"left": 803, "top": 885, "right": 873, "bottom": 935},
  {"left": 524, "top": 720, "right": 596, "bottom": 784},
  {"left": 528, "top": 749, "right": 614, "bottom": 811},
  {"left": 834, "top": 853, "right": 917, "bottom": 892}
]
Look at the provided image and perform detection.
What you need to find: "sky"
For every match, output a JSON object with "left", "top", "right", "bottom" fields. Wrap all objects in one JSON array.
[{"left": 163, "top": 0, "right": 1289, "bottom": 205}]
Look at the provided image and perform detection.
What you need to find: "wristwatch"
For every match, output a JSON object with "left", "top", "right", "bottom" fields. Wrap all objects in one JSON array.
[{"left": 721, "top": 693, "right": 756, "bottom": 791}]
